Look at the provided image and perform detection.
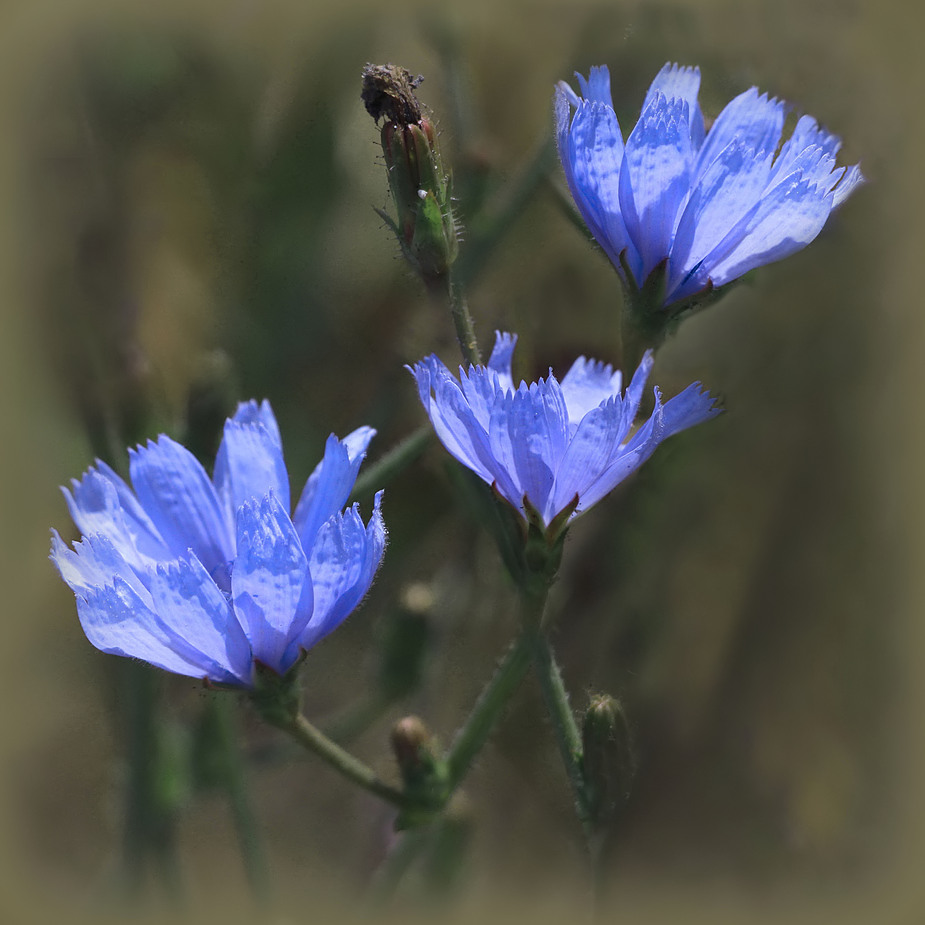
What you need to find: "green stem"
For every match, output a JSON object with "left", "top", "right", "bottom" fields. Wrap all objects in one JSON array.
[
  {"left": 425, "top": 272, "right": 481, "bottom": 367},
  {"left": 350, "top": 426, "right": 432, "bottom": 503},
  {"left": 212, "top": 698, "right": 270, "bottom": 903},
  {"left": 530, "top": 632, "right": 590, "bottom": 831},
  {"left": 279, "top": 713, "right": 408, "bottom": 808},
  {"left": 367, "top": 827, "right": 431, "bottom": 903},
  {"left": 445, "top": 630, "right": 533, "bottom": 790}
]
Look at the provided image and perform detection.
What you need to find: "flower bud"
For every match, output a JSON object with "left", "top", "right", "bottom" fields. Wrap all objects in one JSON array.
[
  {"left": 362, "top": 63, "right": 459, "bottom": 280},
  {"left": 390, "top": 715, "right": 448, "bottom": 827},
  {"left": 581, "top": 694, "right": 635, "bottom": 828}
]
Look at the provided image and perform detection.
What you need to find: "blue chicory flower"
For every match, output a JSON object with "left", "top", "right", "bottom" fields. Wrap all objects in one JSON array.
[
  {"left": 409, "top": 332, "right": 721, "bottom": 529},
  {"left": 555, "top": 63, "right": 864, "bottom": 309},
  {"left": 51, "top": 400, "right": 386, "bottom": 687}
]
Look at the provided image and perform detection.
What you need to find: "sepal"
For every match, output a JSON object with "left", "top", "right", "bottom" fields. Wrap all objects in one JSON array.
[{"left": 248, "top": 656, "right": 304, "bottom": 728}]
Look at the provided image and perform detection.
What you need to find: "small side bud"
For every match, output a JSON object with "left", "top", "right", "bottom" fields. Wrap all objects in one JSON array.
[
  {"left": 362, "top": 63, "right": 459, "bottom": 281},
  {"left": 581, "top": 694, "right": 635, "bottom": 829},
  {"left": 390, "top": 715, "right": 448, "bottom": 827}
]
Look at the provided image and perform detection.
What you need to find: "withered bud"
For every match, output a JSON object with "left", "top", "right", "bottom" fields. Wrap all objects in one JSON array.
[{"left": 361, "top": 63, "right": 423, "bottom": 125}]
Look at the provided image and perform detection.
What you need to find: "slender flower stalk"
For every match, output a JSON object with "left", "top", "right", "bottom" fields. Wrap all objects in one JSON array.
[
  {"left": 530, "top": 630, "right": 590, "bottom": 830},
  {"left": 275, "top": 712, "right": 409, "bottom": 808},
  {"left": 445, "top": 630, "right": 534, "bottom": 790},
  {"left": 556, "top": 62, "right": 864, "bottom": 341}
]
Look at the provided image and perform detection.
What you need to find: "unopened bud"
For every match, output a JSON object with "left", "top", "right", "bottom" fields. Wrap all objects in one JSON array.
[
  {"left": 390, "top": 715, "right": 448, "bottom": 826},
  {"left": 362, "top": 63, "right": 459, "bottom": 280},
  {"left": 581, "top": 694, "right": 635, "bottom": 828}
]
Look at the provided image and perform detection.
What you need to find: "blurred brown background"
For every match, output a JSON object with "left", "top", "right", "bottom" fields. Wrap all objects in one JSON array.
[{"left": 0, "top": 0, "right": 920, "bottom": 922}]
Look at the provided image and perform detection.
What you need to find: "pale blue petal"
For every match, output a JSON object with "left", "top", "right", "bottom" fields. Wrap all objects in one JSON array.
[
  {"left": 298, "top": 492, "right": 385, "bottom": 654},
  {"left": 705, "top": 175, "right": 835, "bottom": 286},
  {"left": 559, "top": 356, "right": 622, "bottom": 425},
  {"left": 487, "top": 331, "right": 517, "bottom": 391},
  {"left": 623, "top": 350, "right": 654, "bottom": 425},
  {"left": 563, "top": 97, "right": 639, "bottom": 277},
  {"left": 129, "top": 436, "right": 233, "bottom": 576},
  {"left": 619, "top": 93, "right": 693, "bottom": 281},
  {"left": 292, "top": 427, "right": 375, "bottom": 554},
  {"left": 575, "top": 66, "right": 614, "bottom": 106},
  {"left": 150, "top": 555, "right": 252, "bottom": 685},
  {"left": 645, "top": 62, "right": 704, "bottom": 150},
  {"left": 232, "top": 493, "right": 310, "bottom": 673},
  {"left": 76, "top": 577, "right": 224, "bottom": 681},
  {"left": 489, "top": 378, "right": 569, "bottom": 514},
  {"left": 409, "top": 358, "right": 520, "bottom": 501},
  {"left": 831, "top": 163, "right": 865, "bottom": 208},
  {"left": 214, "top": 399, "right": 290, "bottom": 522},
  {"left": 668, "top": 141, "right": 775, "bottom": 300},
  {"left": 63, "top": 464, "right": 169, "bottom": 570},
  {"left": 547, "top": 397, "right": 626, "bottom": 520},
  {"left": 771, "top": 115, "right": 837, "bottom": 182},
  {"left": 460, "top": 366, "right": 507, "bottom": 430},
  {"left": 658, "top": 381, "right": 723, "bottom": 435},
  {"left": 694, "top": 88, "right": 786, "bottom": 181},
  {"left": 51, "top": 531, "right": 152, "bottom": 600}
]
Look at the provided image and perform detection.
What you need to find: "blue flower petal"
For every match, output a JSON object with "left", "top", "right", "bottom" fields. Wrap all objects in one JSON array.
[
  {"left": 51, "top": 530, "right": 151, "bottom": 599},
  {"left": 76, "top": 576, "right": 227, "bottom": 681},
  {"left": 232, "top": 492, "right": 310, "bottom": 674},
  {"left": 619, "top": 92, "right": 693, "bottom": 280},
  {"left": 559, "top": 356, "right": 623, "bottom": 425},
  {"left": 487, "top": 330, "right": 517, "bottom": 390},
  {"left": 489, "top": 377, "right": 569, "bottom": 514},
  {"left": 548, "top": 397, "right": 626, "bottom": 519},
  {"left": 668, "top": 141, "right": 775, "bottom": 300},
  {"left": 623, "top": 350, "right": 654, "bottom": 424},
  {"left": 704, "top": 174, "right": 836, "bottom": 286},
  {"left": 409, "top": 357, "right": 520, "bottom": 501},
  {"left": 297, "top": 492, "right": 385, "bottom": 655},
  {"left": 693, "top": 88, "right": 786, "bottom": 181},
  {"left": 63, "top": 462, "right": 169, "bottom": 570},
  {"left": 645, "top": 62, "right": 705, "bottom": 150},
  {"left": 129, "top": 436, "right": 233, "bottom": 577},
  {"left": 291, "top": 426, "right": 375, "bottom": 554},
  {"left": 214, "top": 399, "right": 291, "bottom": 522},
  {"left": 832, "top": 164, "right": 864, "bottom": 208},
  {"left": 575, "top": 65, "right": 614, "bottom": 106},
  {"left": 150, "top": 554, "right": 253, "bottom": 685},
  {"left": 558, "top": 87, "right": 639, "bottom": 278}
]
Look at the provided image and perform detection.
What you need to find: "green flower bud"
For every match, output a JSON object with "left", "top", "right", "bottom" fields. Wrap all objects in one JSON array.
[
  {"left": 581, "top": 694, "right": 635, "bottom": 829},
  {"left": 390, "top": 715, "right": 449, "bottom": 827},
  {"left": 362, "top": 63, "right": 459, "bottom": 280}
]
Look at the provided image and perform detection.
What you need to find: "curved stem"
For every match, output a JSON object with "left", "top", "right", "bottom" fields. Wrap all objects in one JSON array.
[
  {"left": 445, "top": 630, "right": 533, "bottom": 790},
  {"left": 211, "top": 697, "right": 270, "bottom": 903},
  {"left": 279, "top": 713, "right": 408, "bottom": 808},
  {"left": 530, "top": 632, "right": 590, "bottom": 830}
]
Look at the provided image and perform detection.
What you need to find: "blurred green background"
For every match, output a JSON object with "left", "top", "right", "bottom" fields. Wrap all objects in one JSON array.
[{"left": 0, "top": 0, "right": 920, "bottom": 921}]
